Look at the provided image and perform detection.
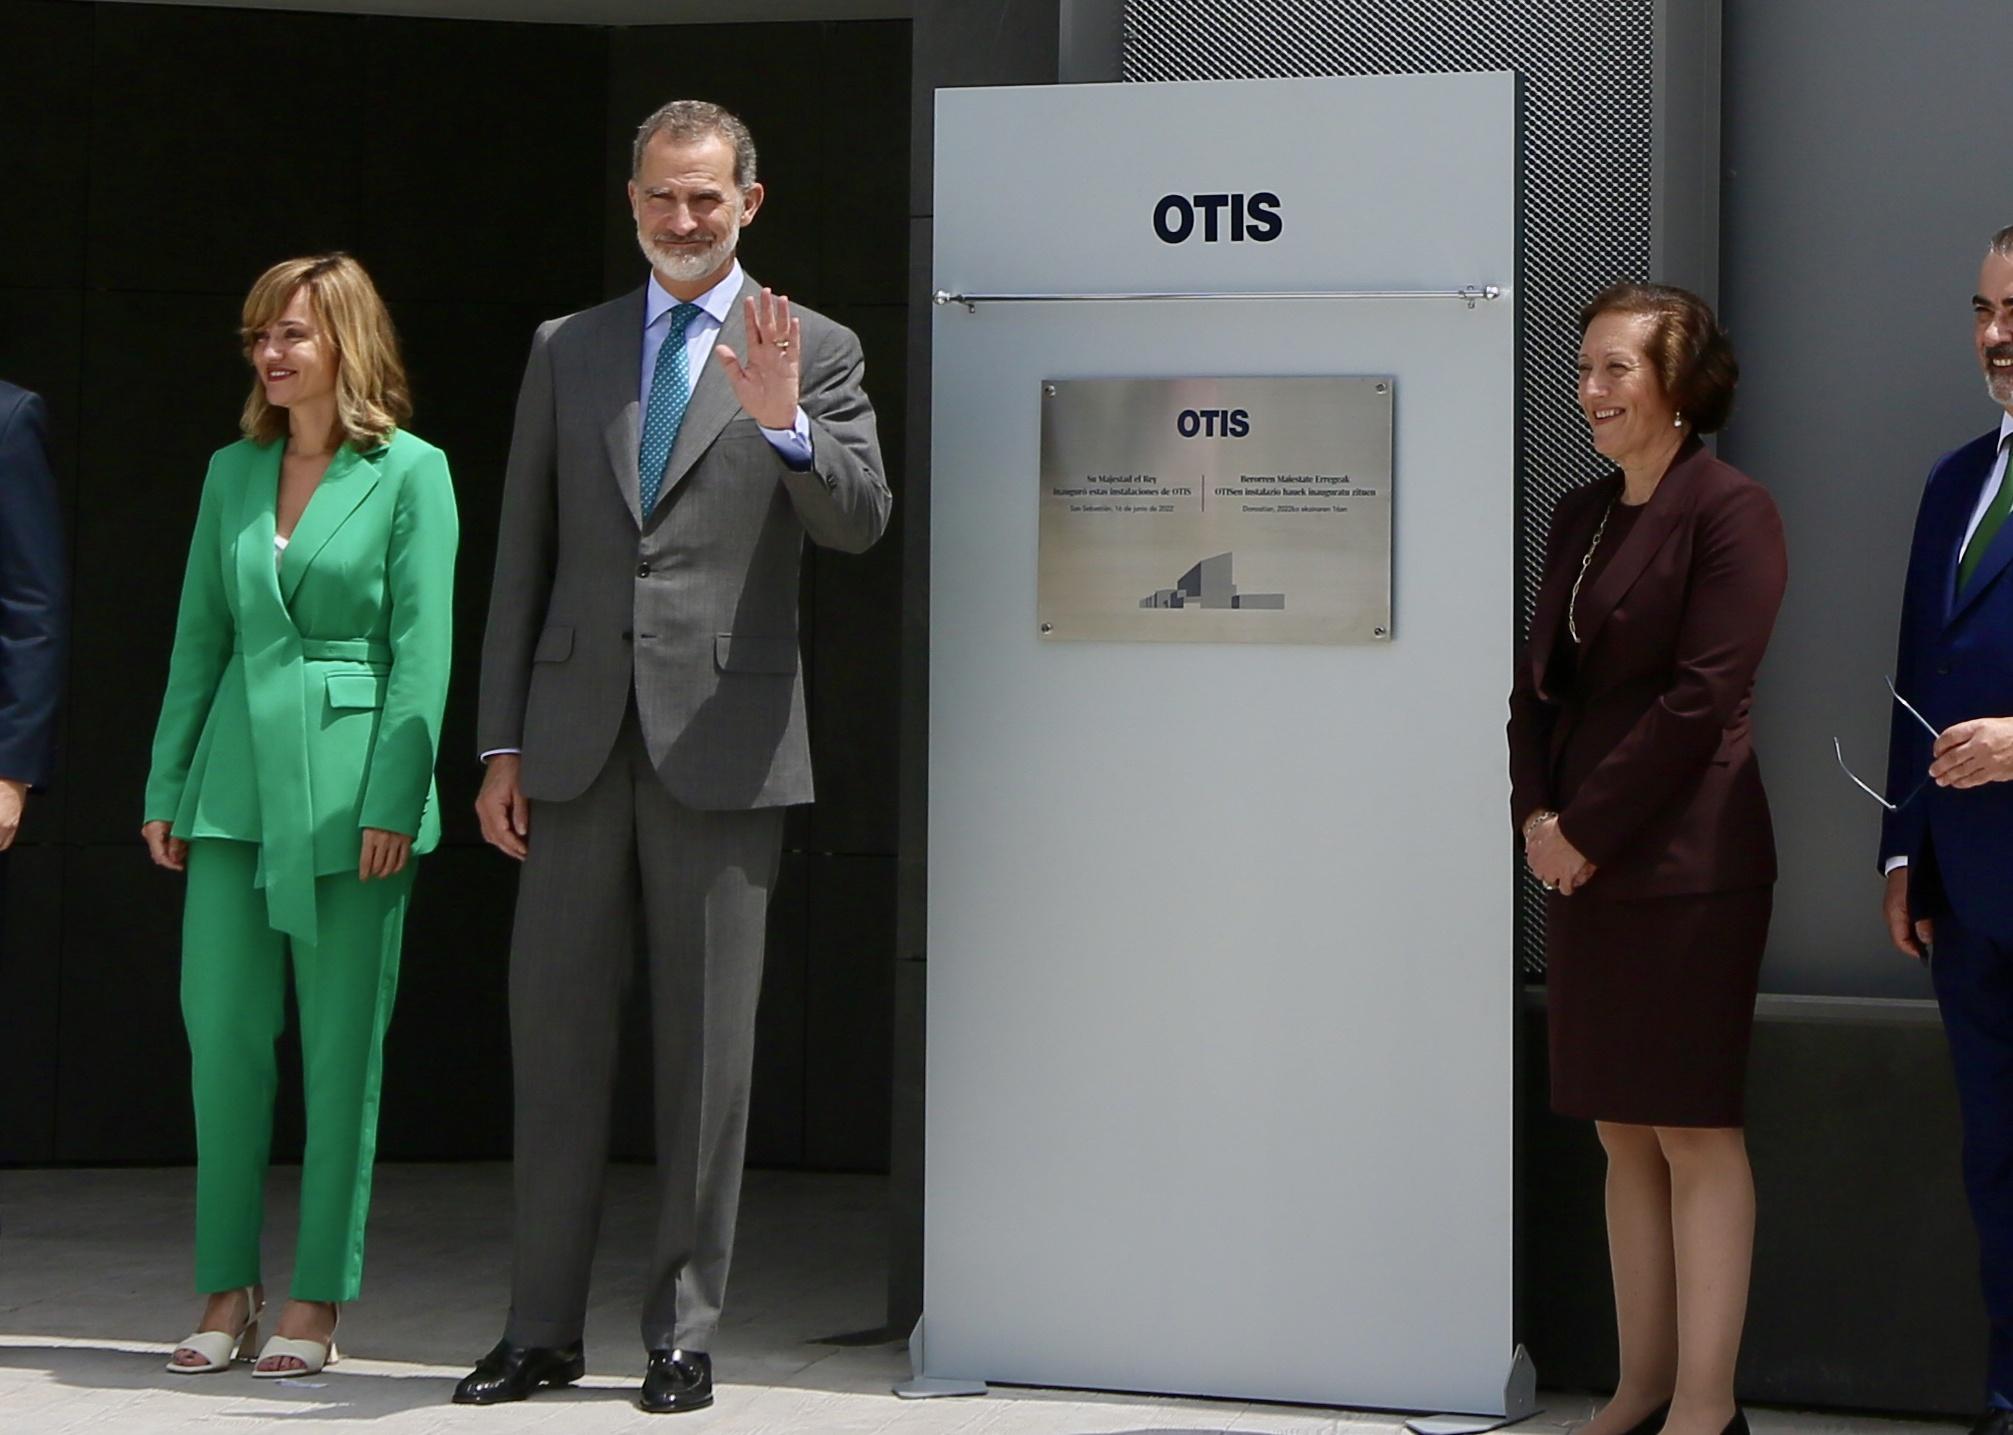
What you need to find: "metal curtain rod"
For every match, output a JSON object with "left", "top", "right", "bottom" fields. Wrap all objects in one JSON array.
[{"left": 932, "top": 285, "right": 1503, "bottom": 312}]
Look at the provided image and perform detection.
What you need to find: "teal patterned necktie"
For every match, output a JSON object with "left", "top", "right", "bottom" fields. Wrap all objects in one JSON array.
[{"left": 639, "top": 302, "right": 702, "bottom": 514}]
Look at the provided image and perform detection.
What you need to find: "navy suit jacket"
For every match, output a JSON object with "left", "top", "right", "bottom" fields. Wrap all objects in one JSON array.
[
  {"left": 0, "top": 382, "right": 68, "bottom": 788},
  {"left": 1883, "top": 424, "right": 2013, "bottom": 931}
]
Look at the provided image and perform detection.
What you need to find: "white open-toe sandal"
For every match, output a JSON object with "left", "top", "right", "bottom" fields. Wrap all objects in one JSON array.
[
  {"left": 165, "top": 1286, "right": 263, "bottom": 1374},
  {"left": 252, "top": 1309, "right": 339, "bottom": 1378}
]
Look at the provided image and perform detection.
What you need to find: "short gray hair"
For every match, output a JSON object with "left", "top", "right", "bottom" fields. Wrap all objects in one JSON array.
[
  {"left": 631, "top": 100, "right": 758, "bottom": 190},
  {"left": 1994, "top": 224, "right": 2013, "bottom": 259}
]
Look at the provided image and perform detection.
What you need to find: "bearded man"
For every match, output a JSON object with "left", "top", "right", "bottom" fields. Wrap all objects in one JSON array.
[
  {"left": 1879, "top": 224, "right": 2013, "bottom": 1435},
  {"left": 455, "top": 99, "right": 890, "bottom": 1415}
]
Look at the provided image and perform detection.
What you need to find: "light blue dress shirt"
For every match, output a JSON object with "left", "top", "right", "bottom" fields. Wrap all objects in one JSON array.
[{"left": 643, "top": 262, "right": 814, "bottom": 466}]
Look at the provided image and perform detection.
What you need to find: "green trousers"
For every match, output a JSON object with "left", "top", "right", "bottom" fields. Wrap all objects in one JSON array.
[{"left": 180, "top": 838, "right": 412, "bottom": 1301}]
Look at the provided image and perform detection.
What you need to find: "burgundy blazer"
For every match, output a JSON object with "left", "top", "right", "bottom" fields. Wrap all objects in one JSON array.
[{"left": 1507, "top": 438, "right": 1788, "bottom": 900}]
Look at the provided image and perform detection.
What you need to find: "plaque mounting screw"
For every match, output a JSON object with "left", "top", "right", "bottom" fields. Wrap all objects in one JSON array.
[
  {"left": 1043, "top": 384, "right": 1057, "bottom": 397},
  {"left": 1375, "top": 382, "right": 1388, "bottom": 394},
  {"left": 1040, "top": 622, "right": 1053, "bottom": 634},
  {"left": 1374, "top": 627, "right": 1388, "bottom": 637}
]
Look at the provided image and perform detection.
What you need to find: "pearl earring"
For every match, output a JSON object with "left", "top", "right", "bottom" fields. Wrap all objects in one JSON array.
[{"left": 1672, "top": 413, "right": 1685, "bottom": 428}]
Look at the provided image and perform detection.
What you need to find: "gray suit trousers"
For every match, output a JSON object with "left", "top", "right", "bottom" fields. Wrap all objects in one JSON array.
[{"left": 504, "top": 699, "right": 783, "bottom": 1352}]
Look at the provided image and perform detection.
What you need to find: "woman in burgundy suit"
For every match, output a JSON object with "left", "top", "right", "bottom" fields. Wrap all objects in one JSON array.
[{"left": 1508, "top": 283, "right": 1785, "bottom": 1435}]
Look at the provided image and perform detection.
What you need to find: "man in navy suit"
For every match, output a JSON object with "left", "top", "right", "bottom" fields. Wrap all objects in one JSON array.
[
  {"left": 0, "top": 381, "right": 68, "bottom": 880},
  {"left": 1882, "top": 225, "right": 2013, "bottom": 1435}
]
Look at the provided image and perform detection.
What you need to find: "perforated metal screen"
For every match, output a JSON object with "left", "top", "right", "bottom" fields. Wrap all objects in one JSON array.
[{"left": 1122, "top": 0, "right": 1656, "bottom": 972}]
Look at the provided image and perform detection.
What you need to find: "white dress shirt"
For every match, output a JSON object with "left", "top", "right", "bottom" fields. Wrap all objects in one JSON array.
[
  {"left": 642, "top": 262, "right": 813, "bottom": 465},
  {"left": 1885, "top": 412, "right": 2013, "bottom": 873}
]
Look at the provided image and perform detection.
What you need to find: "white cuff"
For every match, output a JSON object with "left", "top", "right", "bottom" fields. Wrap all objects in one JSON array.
[
  {"left": 481, "top": 749, "right": 521, "bottom": 760},
  {"left": 1882, "top": 856, "right": 1909, "bottom": 875}
]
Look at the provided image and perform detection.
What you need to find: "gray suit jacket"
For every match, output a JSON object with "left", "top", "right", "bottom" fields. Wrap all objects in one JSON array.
[{"left": 477, "top": 274, "right": 891, "bottom": 808}]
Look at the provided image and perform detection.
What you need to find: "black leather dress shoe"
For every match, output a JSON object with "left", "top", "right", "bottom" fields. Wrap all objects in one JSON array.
[
  {"left": 1971, "top": 1410, "right": 2013, "bottom": 1435},
  {"left": 639, "top": 1348, "right": 713, "bottom": 1414},
  {"left": 451, "top": 1338, "right": 586, "bottom": 1405}
]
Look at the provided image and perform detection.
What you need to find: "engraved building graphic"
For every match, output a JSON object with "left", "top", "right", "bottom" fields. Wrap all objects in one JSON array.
[{"left": 1139, "top": 552, "right": 1286, "bottom": 610}]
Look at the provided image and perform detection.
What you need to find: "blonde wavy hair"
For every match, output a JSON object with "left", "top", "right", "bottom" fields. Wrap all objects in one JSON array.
[{"left": 238, "top": 253, "right": 410, "bottom": 449}]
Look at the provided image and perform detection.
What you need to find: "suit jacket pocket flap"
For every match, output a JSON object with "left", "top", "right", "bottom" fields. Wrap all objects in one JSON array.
[
  {"left": 533, "top": 625, "right": 574, "bottom": 663},
  {"left": 714, "top": 634, "right": 797, "bottom": 674},
  {"left": 326, "top": 672, "right": 384, "bottom": 710}
]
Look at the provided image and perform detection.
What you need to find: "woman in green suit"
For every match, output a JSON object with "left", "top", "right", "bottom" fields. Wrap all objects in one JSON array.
[{"left": 145, "top": 253, "right": 456, "bottom": 1377}]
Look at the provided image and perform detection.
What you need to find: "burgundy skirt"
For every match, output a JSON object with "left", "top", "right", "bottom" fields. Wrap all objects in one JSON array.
[{"left": 1545, "top": 887, "right": 1773, "bottom": 1127}]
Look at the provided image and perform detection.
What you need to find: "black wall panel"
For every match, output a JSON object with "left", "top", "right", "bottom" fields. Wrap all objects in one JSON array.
[
  {"left": 69, "top": 290, "right": 246, "bottom": 845},
  {"left": 89, "top": 6, "right": 365, "bottom": 296},
  {"left": 389, "top": 295, "right": 574, "bottom": 845},
  {"left": 374, "top": 848, "right": 519, "bottom": 1159},
  {"left": 747, "top": 852, "right": 810, "bottom": 1167},
  {"left": 0, "top": 3, "right": 907, "bottom": 1176},
  {"left": 54, "top": 845, "right": 194, "bottom": 1162},
  {"left": 807, "top": 300, "right": 905, "bottom": 857},
  {"left": 354, "top": 18, "right": 609, "bottom": 311},
  {"left": 812, "top": 21, "right": 911, "bottom": 311},
  {"left": 0, "top": 2, "right": 91, "bottom": 293},
  {"left": 0, "top": 847, "right": 65, "bottom": 1161},
  {"left": 804, "top": 853, "right": 893, "bottom": 1171}
]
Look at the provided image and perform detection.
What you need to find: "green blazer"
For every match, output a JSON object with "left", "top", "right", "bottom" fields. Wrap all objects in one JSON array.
[{"left": 145, "top": 430, "right": 458, "bottom": 943}]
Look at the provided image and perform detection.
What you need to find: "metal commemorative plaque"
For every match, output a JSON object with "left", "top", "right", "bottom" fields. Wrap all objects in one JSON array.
[{"left": 1037, "top": 377, "right": 1394, "bottom": 643}]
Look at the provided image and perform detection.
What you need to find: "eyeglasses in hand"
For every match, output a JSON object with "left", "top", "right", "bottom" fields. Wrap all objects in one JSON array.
[{"left": 1833, "top": 676, "right": 1940, "bottom": 812}]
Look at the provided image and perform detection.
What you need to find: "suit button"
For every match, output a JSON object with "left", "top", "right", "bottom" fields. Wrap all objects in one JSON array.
[
  {"left": 637, "top": 562, "right": 650, "bottom": 578},
  {"left": 620, "top": 629, "right": 633, "bottom": 640},
  {"left": 1937, "top": 662, "right": 1953, "bottom": 675}
]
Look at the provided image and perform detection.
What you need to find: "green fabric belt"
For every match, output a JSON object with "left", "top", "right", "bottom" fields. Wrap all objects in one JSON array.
[
  {"left": 300, "top": 638, "right": 389, "bottom": 663},
  {"left": 232, "top": 629, "right": 393, "bottom": 943},
  {"left": 237, "top": 638, "right": 391, "bottom": 663}
]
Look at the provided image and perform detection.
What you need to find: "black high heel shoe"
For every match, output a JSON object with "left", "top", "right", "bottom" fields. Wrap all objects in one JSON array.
[{"left": 1616, "top": 1402, "right": 1671, "bottom": 1435}]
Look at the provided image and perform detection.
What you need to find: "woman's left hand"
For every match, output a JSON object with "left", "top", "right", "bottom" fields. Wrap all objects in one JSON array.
[
  {"left": 359, "top": 828, "right": 413, "bottom": 881},
  {"left": 1526, "top": 816, "right": 1596, "bottom": 895}
]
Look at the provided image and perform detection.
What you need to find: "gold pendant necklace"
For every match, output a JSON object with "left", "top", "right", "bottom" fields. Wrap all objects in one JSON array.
[{"left": 1567, "top": 498, "right": 1616, "bottom": 645}]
